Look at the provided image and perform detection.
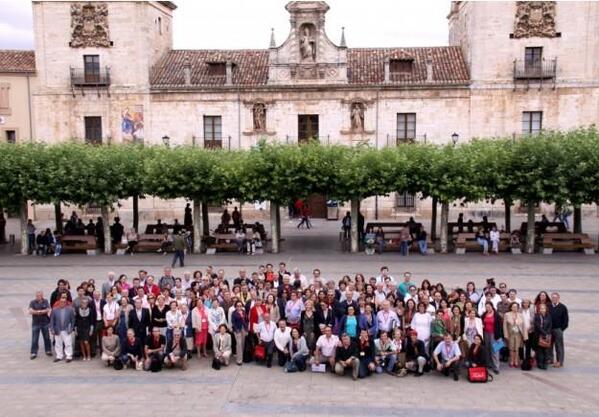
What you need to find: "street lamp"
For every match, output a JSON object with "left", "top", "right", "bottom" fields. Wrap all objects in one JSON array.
[
  {"left": 162, "top": 135, "right": 170, "bottom": 147},
  {"left": 451, "top": 132, "right": 459, "bottom": 146}
]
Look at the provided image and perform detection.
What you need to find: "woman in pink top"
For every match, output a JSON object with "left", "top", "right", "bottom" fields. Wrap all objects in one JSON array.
[{"left": 192, "top": 302, "right": 209, "bottom": 358}]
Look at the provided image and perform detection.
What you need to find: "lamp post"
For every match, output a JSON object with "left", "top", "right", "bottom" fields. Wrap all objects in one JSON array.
[
  {"left": 451, "top": 132, "right": 459, "bottom": 146},
  {"left": 162, "top": 135, "right": 170, "bottom": 147}
]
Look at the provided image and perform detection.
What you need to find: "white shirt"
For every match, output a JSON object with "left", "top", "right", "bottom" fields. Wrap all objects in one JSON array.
[
  {"left": 377, "top": 274, "right": 395, "bottom": 284},
  {"left": 377, "top": 309, "right": 399, "bottom": 333},
  {"left": 316, "top": 334, "right": 339, "bottom": 357},
  {"left": 274, "top": 327, "right": 292, "bottom": 351},
  {"left": 166, "top": 310, "right": 182, "bottom": 330},
  {"left": 103, "top": 301, "right": 119, "bottom": 321},
  {"left": 133, "top": 295, "right": 149, "bottom": 309},
  {"left": 257, "top": 320, "right": 276, "bottom": 343}
]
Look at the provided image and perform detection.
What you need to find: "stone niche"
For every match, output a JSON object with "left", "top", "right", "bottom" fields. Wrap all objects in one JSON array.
[
  {"left": 268, "top": 1, "right": 348, "bottom": 85},
  {"left": 340, "top": 98, "right": 375, "bottom": 141}
]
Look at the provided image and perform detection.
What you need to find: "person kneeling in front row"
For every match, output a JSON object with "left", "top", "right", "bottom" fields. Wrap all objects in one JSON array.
[
  {"left": 101, "top": 325, "right": 120, "bottom": 366},
  {"left": 335, "top": 333, "right": 360, "bottom": 380},
  {"left": 212, "top": 324, "right": 232, "bottom": 367},
  {"left": 164, "top": 329, "right": 188, "bottom": 370},
  {"left": 404, "top": 330, "right": 429, "bottom": 376},
  {"left": 120, "top": 329, "right": 143, "bottom": 370},
  {"left": 433, "top": 333, "right": 462, "bottom": 381}
]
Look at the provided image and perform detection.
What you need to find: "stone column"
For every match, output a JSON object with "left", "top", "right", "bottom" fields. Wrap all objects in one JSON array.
[
  {"left": 350, "top": 198, "right": 359, "bottom": 253},
  {"left": 525, "top": 202, "right": 536, "bottom": 254},
  {"left": 101, "top": 206, "right": 112, "bottom": 254},
  {"left": 20, "top": 200, "right": 28, "bottom": 255},
  {"left": 439, "top": 202, "right": 449, "bottom": 254},
  {"left": 192, "top": 200, "right": 202, "bottom": 253},
  {"left": 270, "top": 202, "right": 279, "bottom": 254}
]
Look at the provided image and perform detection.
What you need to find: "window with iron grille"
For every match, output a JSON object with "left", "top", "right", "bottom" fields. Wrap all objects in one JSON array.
[
  {"left": 396, "top": 191, "right": 415, "bottom": 208},
  {"left": 397, "top": 113, "right": 416, "bottom": 141},
  {"left": 84, "top": 116, "right": 102, "bottom": 144},
  {"left": 522, "top": 111, "right": 542, "bottom": 136},
  {"left": 204, "top": 115, "right": 222, "bottom": 148}
]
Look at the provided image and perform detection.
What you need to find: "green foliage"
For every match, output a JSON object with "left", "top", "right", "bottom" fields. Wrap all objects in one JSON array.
[{"left": 2, "top": 129, "right": 599, "bottom": 210}]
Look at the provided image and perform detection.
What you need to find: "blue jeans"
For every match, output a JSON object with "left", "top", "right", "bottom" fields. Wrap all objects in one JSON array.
[
  {"left": 376, "top": 354, "right": 397, "bottom": 373},
  {"left": 418, "top": 240, "right": 427, "bottom": 254},
  {"left": 31, "top": 324, "right": 51, "bottom": 355},
  {"left": 400, "top": 241, "right": 409, "bottom": 256},
  {"left": 171, "top": 250, "right": 184, "bottom": 267},
  {"left": 28, "top": 234, "right": 36, "bottom": 254},
  {"left": 54, "top": 243, "right": 62, "bottom": 256},
  {"left": 477, "top": 238, "right": 488, "bottom": 253}
]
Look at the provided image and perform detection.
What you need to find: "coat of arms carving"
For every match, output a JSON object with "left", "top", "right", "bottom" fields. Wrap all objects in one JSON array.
[
  {"left": 513, "top": 1, "right": 557, "bottom": 38},
  {"left": 70, "top": 3, "right": 112, "bottom": 48}
]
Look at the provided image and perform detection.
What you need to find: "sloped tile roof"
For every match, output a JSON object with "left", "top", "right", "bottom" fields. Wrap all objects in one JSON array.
[
  {"left": 0, "top": 50, "right": 36, "bottom": 73},
  {"left": 150, "top": 46, "right": 469, "bottom": 88}
]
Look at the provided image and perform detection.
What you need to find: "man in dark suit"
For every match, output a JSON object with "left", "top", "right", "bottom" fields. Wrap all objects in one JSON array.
[
  {"left": 128, "top": 298, "right": 151, "bottom": 341},
  {"left": 90, "top": 290, "right": 105, "bottom": 357}
]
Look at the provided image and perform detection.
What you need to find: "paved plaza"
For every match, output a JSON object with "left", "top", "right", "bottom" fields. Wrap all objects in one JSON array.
[{"left": 0, "top": 220, "right": 598, "bottom": 417}]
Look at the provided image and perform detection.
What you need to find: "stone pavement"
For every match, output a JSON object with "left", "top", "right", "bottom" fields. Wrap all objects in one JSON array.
[{"left": 1, "top": 220, "right": 599, "bottom": 416}]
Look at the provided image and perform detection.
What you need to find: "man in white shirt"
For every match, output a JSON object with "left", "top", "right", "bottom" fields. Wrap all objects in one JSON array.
[
  {"left": 433, "top": 333, "right": 462, "bottom": 381},
  {"left": 374, "top": 282, "right": 387, "bottom": 307},
  {"left": 273, "top": 319, "right": 292, "bottom": 367},
  {"left": 478, "top": 287, "right": 501, "bottom": 316},
  {"left": 313, "top": 325, "right": 339, "bottom": 371},
  {"left": 181, "top": 271, "right": 193, "bottom": 291},
  {"left": 377, "top": 300, "right": 399, "bottom": 334},
  {"left": 256, "top": 311, "right": 276, "bottom": 367},
  {"left": 377, "top": 266, "right": 395, "bottom": 284},
  {"left": 403, "top": 285, "right": 419, "bottom": 304}
]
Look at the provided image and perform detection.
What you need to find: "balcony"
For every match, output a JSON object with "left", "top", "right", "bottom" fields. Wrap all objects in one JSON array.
[
  {"left": 513, "top": 59, "right": 556, "bottom": 80},
  {"left": 70, "top": 67, "right": 111, "bottom": 87}
]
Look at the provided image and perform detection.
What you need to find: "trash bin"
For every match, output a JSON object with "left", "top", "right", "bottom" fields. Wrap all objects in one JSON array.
[{"left": 326, "top": 200, "right": 339, "bottom": 220}]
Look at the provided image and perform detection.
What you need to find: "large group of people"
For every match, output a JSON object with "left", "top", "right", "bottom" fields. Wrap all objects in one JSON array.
[{"left": 29, "top": 263, "right": 569, "bottom": 381}]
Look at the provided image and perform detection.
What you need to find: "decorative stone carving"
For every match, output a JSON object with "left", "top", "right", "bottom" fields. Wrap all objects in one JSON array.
[
  {"left": 253, "top": 103, "right": 266, "bottom": 132},
  {"left": 299, "top": 24, "right": 316, "bottom": 61},
  {"left": 70, "top": 3, "right": 112, "bottom": 48},
  {"left": 350, "top": 102, "right": 364, "bottom": 132},
  {"left": 513, "top": 1, "right": 557, "bottom": 38}
]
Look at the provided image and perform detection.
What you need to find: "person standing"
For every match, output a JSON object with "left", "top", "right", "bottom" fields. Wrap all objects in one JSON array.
[
  {"left": 192, "top": 301, "right": 210, "bottom": 359},
  {"left": 274, "top": 319, "right": 292, "bottom": 367},
  {"left": 95, "top": 217, "right": 104, "bottom": 252},
  {"left": 171, "top": 231, "right": 186, "bottom": 268},
  {"left": 49, "top": 294, "right": 75, "bottom": 363},
  {"left": 550, "top": 292, "right": 568, "bottom": 368},
  {"left": 110, "top": 217, "right": 124, "bottom": 250},
  {"left": 534, "top": 303, "right": 553, "bottom": 370},
  {"left": 184, "top": 203, "right": 193, "bottom": 230},
  {"left": 481, "top": 302, "right": 502, "bottom": 374},
  {"left": 256, "top": 312, "right": 277, "bottom": 367},
  {"left": 26, "top": 219, "right": 36, "bottom": 255},
  {"left": 341, "top": 212, "right": 351, "bottom": 240},
  {"left": 231, "top": 301, "right": 248, "bottom": 366},
  {"left": 503, "top": 302, "right": 527, "bottom": 368},
  {"left": 28, "top": 291, "right": 52, "bottom": 359}
]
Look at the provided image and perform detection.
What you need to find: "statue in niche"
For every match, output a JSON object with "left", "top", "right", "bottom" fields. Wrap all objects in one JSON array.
[
  {"left": 351, "top": 102, "right": 364, "bottom": 131},
  {"left": 253, "top": 103, "right": 266, "bottom": 131},
  {"left": 299, "top": 25, "right": 316, "bottom": 61}
]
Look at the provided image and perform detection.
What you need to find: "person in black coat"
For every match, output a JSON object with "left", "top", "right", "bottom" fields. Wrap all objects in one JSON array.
[
  {"left": 128, "top": 298, "right": 151, "bottom": 340},
  {"left": 404, "top": 330, "right": 429, "bottom": 376},
  {"left": 466, "top": 334, "right": 486, "bottom": 368},
  {"left": 534, "top": 304, "right": 553, "bottom": 370},
  {"left": 120, "top": 329, "right": 143, "bottom": 369},
  {"left": 356, "top": 329, "right": 375, "bottom": 378},
  {"left": 315, "top": 301, "right": 334, "bottom": 337}
]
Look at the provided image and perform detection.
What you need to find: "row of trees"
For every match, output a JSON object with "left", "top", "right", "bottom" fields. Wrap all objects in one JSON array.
[{"left": 1, "top": 128, "right": 599, "bottom": 254}]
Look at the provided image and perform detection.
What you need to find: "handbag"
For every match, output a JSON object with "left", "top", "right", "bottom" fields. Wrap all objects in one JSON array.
[
  {"left": 492, "top": 338, "right": 505, "bottom": 353},
  {"left": 254, "top": 343, "right": 266, "bottom": 361},
  {"left": 468, "top": 366, "right": 492, "bottom": 383},
  {"left": 212, "top": 357, "right": 221, "bottom": 370},
  {"left": 538, "top": 335, "right": 552, "bottom": 348}
]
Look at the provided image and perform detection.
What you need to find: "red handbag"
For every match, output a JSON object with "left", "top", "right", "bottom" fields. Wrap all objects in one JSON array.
[
  {"left": 468, "top": 366, "right": 491, "bottom": 383},
  {"left": 254, "top": 344, "right": 266, "bottom": 361}
]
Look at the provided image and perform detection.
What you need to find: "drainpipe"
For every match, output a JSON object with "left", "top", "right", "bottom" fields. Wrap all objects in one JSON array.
[{"left": 26, "top": 75, "right": 33, "bottom": 140}]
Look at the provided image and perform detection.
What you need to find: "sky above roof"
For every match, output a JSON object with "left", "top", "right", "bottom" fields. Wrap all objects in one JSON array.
[{"left": 0, "top": 0, "right": 450, "bottom": 50}]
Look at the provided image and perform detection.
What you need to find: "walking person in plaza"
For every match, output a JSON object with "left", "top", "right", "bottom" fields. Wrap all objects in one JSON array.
[
  {"left": 49, "top": 293, "right": 75, "bottom": 363},
  {"left": 171, "top": 231, "right": 187, "bottom": 268},
  {"left": 549, "top": 292, "right": 568, "bottom": 368},
  {"left": 28, "top": 291, "right": 52, "bottom": 359}
]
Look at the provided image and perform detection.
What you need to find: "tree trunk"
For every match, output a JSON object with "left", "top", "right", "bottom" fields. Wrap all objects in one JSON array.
[
  {"left": 54, "top": 202, "right": 63, "bottom": 234},
  {"left": 504, "top": 198, "right": 512, "bottom": 232},
  {"left": 431, "top": 197, "right": 438, "bottom": 241},
  {"left": 275, "top": 203, "right": 281, "bottom": 248},
  {"left": 350, "top": 198, "right": 359, "bottom": 253},
  {"left": 270, "top": 202, "right": 279, "bottom": 253},
  {"left": 132, "top": 195, "right": 139, "bottom": 233},
  {"left": 525, "top": 202, "right": 536, "bottom": 254},
  {"left": 101, "top": 206, "right": 112, "bottom": 254},
  {"left": 440, "top": 201, "right": 449, "bottom": 254},
  {"left": 201, "top": 201, "right": 209, "bottom": 237},
  {"left": 20, "top": 200, "right": 28, "bottom": 255},
  {"left": 573, "top": 205, "right": 582, "bottom": 233},
  {"left": 192, "top": 200, "right": 202, "bottom": 253}
]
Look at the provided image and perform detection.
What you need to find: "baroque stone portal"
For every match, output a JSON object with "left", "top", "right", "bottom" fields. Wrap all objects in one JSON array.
[
  {"left": 70, "top": 3, "right": 112, "bottom": 48},
  {"left": 513, "top": 1, "right": 557, "bottom": 38}
]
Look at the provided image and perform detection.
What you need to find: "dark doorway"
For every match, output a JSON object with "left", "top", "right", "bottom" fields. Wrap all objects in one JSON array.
[
  {"left": 298, "top": 114, "right": 319, "bottom": 143},
  {"left": 306, "top": 193, "right": 327, "bottom": 219}
]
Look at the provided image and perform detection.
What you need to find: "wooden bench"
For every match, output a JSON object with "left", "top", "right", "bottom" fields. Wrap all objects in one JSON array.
[
  {"left": 448, "top": 222, "right": 497, "bottom": 234},
  {"left": 520, "top": 222, "right": 567, "bottom": 235},
  {"left": 135, "top": 234, "right": 168, "bottom": 253},
  {"left": 206, "top": 233, "right": 239, "bottom": 254},
  {"left": 454, "top": 232, "right": 510, "bottom": 254},
  {"left": 542, "top": 233, "right": 595, "bottom": 255},
  {"left": 62, "top": 235, "right": 97, "bottom": 255}
]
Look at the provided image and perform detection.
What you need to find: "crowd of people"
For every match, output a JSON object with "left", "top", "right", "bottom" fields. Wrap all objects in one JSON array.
[{"left": 29, "top": 263, "right": 569, "bottom": 381}]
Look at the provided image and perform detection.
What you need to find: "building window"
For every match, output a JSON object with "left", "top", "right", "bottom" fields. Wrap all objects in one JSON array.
[
  {"left": 524, "top": 47, "right": 543, "bottom": 72},
  {"left": 0, "top": 83, "right": 9, "bottom": 114},
  {"left": 84, "top": 116, "right": 102, "bottom": 144},
  {"left": 5, "top": 130, "right": 16, "bottom": 144},
  {"left": 203, "top": 115, "right": 222, "bottom": 148},
  {"left": 522, "top": 111, "right": 542, "bottom": 136},
  {"left": 207, "top": 62, "right": 226, "bottom": 76},
  {"left": 396, "top": 113, "right": 416, "bottom": 142},
  {"left": 396, "top": 191, "right": 415, "bottom": 208},
  {"left": 84, "top": 55, "right": 100, "bottom": 83},
  {"left": 390, "top": 59, "right": 413, "bottom": 74},
  {"left": 298, "top": 114, "right": 319, "bottom": 143}
]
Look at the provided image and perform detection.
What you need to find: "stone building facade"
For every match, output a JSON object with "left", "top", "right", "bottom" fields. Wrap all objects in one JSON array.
[{"left": 14, "top": 1, "right": 599, "bottom": 221}]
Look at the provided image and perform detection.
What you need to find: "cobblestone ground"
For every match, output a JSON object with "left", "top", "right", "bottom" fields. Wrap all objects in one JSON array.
[{"left": 1, "top": 220, "right": 598, "bottom": 417}]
